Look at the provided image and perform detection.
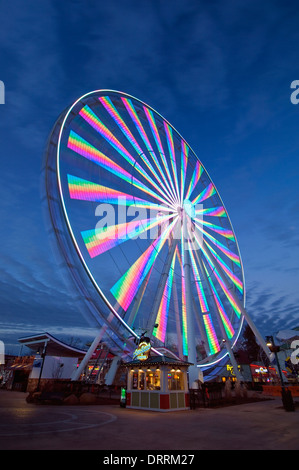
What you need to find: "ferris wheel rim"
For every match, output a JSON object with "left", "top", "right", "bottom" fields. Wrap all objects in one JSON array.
[{"left": 52, "top": 88, "right": 246, "bottom": 370}]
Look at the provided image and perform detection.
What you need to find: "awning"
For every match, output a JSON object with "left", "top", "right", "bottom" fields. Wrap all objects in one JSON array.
[{"left": 18, "top": 332, "right": 87, "bottom": 358}]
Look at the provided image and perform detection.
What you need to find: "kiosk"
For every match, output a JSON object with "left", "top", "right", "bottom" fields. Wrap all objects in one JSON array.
[{"left": 123, "top": 341, "right": 192, "bottom": 412}]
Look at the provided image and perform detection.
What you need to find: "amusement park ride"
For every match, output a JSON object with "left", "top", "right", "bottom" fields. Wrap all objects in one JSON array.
[{"left": 44, "top": 90, "right": 272, "bottom": 385}]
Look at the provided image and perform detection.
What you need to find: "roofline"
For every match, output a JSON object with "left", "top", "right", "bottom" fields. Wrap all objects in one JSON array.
[{"left": 18, "top": 332, "right": 87, "bottom": 355}]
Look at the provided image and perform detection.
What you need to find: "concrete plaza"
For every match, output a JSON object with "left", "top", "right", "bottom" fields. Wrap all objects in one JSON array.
[{"left": 0, "top": 389, "right": 298, "bottom": 451}]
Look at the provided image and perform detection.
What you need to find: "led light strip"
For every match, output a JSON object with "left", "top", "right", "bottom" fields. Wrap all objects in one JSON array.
[
  {"left": 110, "top": 218, "right": 178, "bottom": 311},
  {"left": 203, "top": 261, "right": 235, "bottom": 339},
  {"left": 192, "top": 182, "right": 216, "bottom": 204},
  {"left": 185, "top": 160, "right": 203, "bottom": 201},
  {"left": 180, "top": 140, "right": 188, "bottom": 204},
  {"left": 121, "top": 97, "right": 177, "bottom": 203},
  {"left": 203, "top": 313, "right": 221, "bottom": 354},
  {"left": 67, "top": 131, "right": 172, "bottom": 207},
  {"left": 99, "top": 96, "right": 175, "bottom": 206},
  {"left": 79, "top": 105, "right": 173, "bottom": 206},
  {"left": 144, "top": 106, "right": 179, "bottom": 204},
  {"left": 82, "top": 212, "right": 174, "bottom": 258},
  {"left": 152, "top": 249, "right": 176, "bottom": 342}
]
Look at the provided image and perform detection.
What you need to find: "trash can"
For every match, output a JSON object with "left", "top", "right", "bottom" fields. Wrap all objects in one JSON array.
[
  {"left": 281, "top": 388, "right": 295, "bottom": 412},
  {"left": 120, "top": 387, "right": 126, "bottom": 408}
]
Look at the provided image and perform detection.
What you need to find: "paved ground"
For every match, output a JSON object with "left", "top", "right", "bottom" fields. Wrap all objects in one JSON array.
[{"left": 0, "top": 389, "right": 298, "bottom": 451}]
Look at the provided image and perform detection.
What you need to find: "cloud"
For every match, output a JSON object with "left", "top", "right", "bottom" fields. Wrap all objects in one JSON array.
[
  {"left": 0, "top": 0, "right": 299, "bottom": 356},
  {"left": 244, "top": 279, "right": 299, "bottom": 338}
]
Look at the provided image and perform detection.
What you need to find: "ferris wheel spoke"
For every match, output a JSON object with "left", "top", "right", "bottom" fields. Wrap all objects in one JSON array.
[
  {"left": 194, "top": 220, "right": 241, "bottom": 266},
  {"left": 202, "top": 311, "right": 221, "bottom": 355},
  {"left": 110, "top": 217, "right": 178, "bottom": 311},
  {"left": 163, "top": 122, "right": 181, "bottom": 201},
  {"left": 144, "top": 106, "right": 180, "bottom": 204},
  {"left": 184, "top": 160, "right": 203, "bottom": 201},
  {"left": 180, "top": 141, "right": 188, "bottom": 205},
  {"left": 67, "top": 174, "right": 173, "bottom": 212},
  {"left": 192, "top": 182, "right": 216, "bottom": 205},
  {"left": 98, "top": 96, "right": 176, "bottom": 206},
  {"left": 150, "top": 240, "right": 178, "bottom": 342},
  {"left": 201, "top": 243, "right": 242, "bottom": 318},
  {"left": 126, "top": 266, "right": 154, "bottom": 329},
  {"left": 192, "top": 233, "right": 236, "bottom": 341},
  {"left": 203, "top": 239, "right": 243, "bottom": 293},
  {"left": 190, "top": 244, "right": 221, "bottom": 355},
  {"left": 187, "top": 240, "right": 209, "bottom": 313},
  {"left": 67, "top": 130, "right": 173, "bottom": 207},
  {"left": 152, "top": 253, "right": 175, "bottom": 344},
  {"left": 197, "top": 219, "right": 235, "bottom": 241},
  {"left": 195, "top": 206, "right": 227, "bottom": 217},
  {"left": 121, "top": 97, "right": 178, "bottom": 204},
  {"left": 79, "top": 105, "right": 174, "bottom": 207},
  {"left": 202, "top": 261, "right": 235, "bottom": 340},
  {"left": 81, "top": 212, "right": 175, "bottom": 258},
  {"left": 190, "top": 225, "right": 242, "bottom": 318},
  {"left": 179, "top": 232, "right": 188, "bottom": 357}
]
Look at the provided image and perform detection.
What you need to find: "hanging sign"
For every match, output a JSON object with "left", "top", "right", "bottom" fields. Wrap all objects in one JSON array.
[{"left": 133, "top": 341, "right": 151, "bottom": 361}]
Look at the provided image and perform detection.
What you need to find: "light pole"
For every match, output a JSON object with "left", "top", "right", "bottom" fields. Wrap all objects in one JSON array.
[{"left": 266, "top": 336, "right": 284, "bottom": 387}]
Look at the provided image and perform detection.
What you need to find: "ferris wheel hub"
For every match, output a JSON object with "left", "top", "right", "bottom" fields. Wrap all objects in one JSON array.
[{"left": 183, "top": 199, "right": 195, "bottom": 219}]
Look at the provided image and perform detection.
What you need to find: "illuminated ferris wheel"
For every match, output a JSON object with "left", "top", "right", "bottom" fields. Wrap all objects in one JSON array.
[{"left": 44, "top": 90, "right": 270, "bottom": 382}]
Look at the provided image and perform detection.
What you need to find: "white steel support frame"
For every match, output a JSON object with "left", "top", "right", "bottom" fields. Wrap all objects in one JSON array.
[
  {"left": 71, "top": 328, "right": 105, "bottom": 381},
  {"left": 172, "top": 275, "right": 183, "bottom": 359},
  {"left": 183, "top": 211, "right": 199, "bottom": 387},
  {"left": 192, "top": 297, "right": 211, "bottom": 358}
]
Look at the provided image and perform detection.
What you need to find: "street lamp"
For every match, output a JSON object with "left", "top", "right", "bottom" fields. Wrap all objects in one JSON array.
[{"left": 266, "top": 336, "right": 285, "bottom": 388}]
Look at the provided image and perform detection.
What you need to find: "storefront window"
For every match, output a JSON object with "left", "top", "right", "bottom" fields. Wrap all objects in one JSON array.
[
  {"left": 138, "top": 370, "right": 145, "bottom": 390},
  {"left": 146, "top": 369, "right": 160, "bottom": 390},
  {"left": 131, "top": 371, "right": 138, "bottom": 389},
  {"left": 168, "top": 369, "right": 184, "bottom": 390}
]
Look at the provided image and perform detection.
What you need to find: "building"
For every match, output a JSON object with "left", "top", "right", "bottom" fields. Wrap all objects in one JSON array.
[{"left": 17, "top": 332, "right": 86, "bottom": 391}]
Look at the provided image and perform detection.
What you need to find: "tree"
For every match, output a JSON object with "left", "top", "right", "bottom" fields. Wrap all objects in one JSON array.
[{"left": 239, "top": 325, "right": 264, "bottom": 363}]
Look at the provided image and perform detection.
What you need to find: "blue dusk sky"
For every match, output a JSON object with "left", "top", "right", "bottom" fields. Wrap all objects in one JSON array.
[{"left": 0, "top": 0, "right": 298, "bottom": 354}]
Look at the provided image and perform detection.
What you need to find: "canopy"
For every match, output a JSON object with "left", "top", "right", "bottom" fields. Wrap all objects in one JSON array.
[
  {"left": 276, "top": 329, "right": 299, "bottom": 342},
  {"left": 18, "top": 332, "right": 87, "bottom": 358}
]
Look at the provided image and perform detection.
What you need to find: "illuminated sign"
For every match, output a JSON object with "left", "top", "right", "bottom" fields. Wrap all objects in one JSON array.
[
  {"left": 254, "top": 367, "right": 267, "bottom": 374},
  {"left": 133, "top": 341, "right": 151, "bottom": 361},
  {"left": 226, "top": 364, "right": 241, "bottom": 375}
]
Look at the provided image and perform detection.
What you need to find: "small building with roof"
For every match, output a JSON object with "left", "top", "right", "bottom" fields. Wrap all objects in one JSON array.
[
  {"left": 18, "top": 332, "right": 86, "bottom": 391},
  {"left": 122, "top": 341, "right": 192, "bottom": 412}
]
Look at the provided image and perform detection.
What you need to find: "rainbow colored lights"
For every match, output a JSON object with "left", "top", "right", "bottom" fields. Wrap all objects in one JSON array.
[
  {"left": 203, "top": 313, "right": 221, "bottom": 354},
  {"left": 153, "top": 251, "right": 176, "bottom": 343},
  {"left": 110, "top": 219, "right": 177, "bottom": 311},
  {"left": 62, "top": 92, "right": 245, "bottom": 370}
]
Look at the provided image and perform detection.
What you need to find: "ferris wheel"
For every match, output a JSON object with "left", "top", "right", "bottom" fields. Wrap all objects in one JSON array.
[{"left": 44, "top": 90, "right": 270, "bottom": 382}]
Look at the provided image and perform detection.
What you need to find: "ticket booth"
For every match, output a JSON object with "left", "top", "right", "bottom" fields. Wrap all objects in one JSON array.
[{"left": 123, "top": 342, "right": 192, "bottom": 412}]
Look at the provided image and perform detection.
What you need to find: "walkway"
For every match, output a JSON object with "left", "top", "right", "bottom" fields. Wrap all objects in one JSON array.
[{"left": 0, "top": 390, "right": 298, "bottom": 450}]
